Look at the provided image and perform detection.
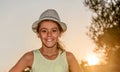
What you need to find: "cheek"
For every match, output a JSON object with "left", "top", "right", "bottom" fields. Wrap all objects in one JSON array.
[
  {"left": 40, "top": 34, "right": 45, "bottom": 37},
  {"left": 39, "top": 33, "right": 45, "bottom": 39},
  {"left": 54, "top": 33, "right": 61, "bottom": 38}
]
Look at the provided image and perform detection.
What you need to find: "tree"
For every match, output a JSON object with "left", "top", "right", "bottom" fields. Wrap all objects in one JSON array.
[{"left": 84, "top": 0, "right": 120, "bottom": 64}]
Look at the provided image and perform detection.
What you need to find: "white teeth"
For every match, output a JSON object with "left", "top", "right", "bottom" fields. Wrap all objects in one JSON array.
[{"left": 47, "top": 39, "right": 52, "bottom": 42}]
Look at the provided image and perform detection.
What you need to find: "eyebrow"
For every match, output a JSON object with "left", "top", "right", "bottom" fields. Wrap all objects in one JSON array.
[
  {"left": 39, "top": 27, "right": 59, "bottom": 31},
  {"left": 40, "top": 27, "right": 58, "bottom": 29}
]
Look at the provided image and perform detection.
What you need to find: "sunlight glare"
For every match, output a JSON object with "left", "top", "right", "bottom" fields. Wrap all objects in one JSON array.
[
  {"left": 107, "top": 0, "right": 111, "bottom": 3},
  {"left": 86, "top": 54, "right": 99, "bottom": 66}
]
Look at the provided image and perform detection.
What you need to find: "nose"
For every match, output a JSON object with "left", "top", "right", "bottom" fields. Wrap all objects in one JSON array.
[{"left": 47, "top": 31, "right": 52, "bottom": 37}]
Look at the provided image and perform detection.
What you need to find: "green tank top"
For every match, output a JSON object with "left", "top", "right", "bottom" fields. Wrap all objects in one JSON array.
[{"left": 30, "top": 49, "right": 68, "bottom": 72}]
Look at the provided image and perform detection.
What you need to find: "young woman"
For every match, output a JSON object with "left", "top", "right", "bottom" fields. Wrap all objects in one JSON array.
[{"left": 9, "top": 9, "right": 82, "bottom": 72}]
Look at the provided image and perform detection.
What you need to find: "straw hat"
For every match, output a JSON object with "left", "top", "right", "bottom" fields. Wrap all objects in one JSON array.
[{"left": 32, "top": 9, "right": 67, "bottom": 33}]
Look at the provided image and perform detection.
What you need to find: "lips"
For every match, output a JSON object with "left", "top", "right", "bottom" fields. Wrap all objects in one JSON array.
[
  {"left": 47, "top": 39, "right": 53, "bottom": 42},
  {"left": 46, "top": 38, "right": 54, "bottom": 42}
]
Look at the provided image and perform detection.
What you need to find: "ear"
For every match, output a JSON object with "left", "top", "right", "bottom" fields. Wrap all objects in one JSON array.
[
  {"left": 36, "top": 33, "right": 40, "bottom": 38},
  {"left": 59, "top": 33, "right": 62, "bottom": 37}
]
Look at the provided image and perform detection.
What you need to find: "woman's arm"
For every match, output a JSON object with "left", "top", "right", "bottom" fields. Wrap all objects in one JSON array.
[
  {"left": 66, "top": 52, "right": 82, "bottom": 72},
  {"left": 9, "top": 52, "right": 33, "bottom": 72}
]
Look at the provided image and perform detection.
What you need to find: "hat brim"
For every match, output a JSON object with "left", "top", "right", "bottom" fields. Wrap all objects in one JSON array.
[{"left": 32, "top": 18, "right": 67, "bottom": 33}]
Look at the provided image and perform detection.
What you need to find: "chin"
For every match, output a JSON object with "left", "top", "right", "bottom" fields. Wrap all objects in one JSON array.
[
  {"left": 46, "top": 45, "right": 56, "bottom": 48},
  {"left": 44, "top": 43, "right": 57, "bottom": 48}
]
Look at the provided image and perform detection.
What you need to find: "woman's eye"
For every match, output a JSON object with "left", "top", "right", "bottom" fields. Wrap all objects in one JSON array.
[
  {"left": 41, "top": 30, "right": 47, "bottom": 32},
  {"left": 52, "top": 29, "right": 57, "bottom": 32}
]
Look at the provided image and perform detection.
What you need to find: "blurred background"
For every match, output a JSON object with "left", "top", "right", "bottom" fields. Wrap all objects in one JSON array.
[{"left": 81, "top": 0, "right": 120, "bottom": 72}]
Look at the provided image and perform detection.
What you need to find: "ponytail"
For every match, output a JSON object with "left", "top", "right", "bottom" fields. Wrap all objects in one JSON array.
[{"left": 57, "top": 40, "right": 65, "bottom": 53}]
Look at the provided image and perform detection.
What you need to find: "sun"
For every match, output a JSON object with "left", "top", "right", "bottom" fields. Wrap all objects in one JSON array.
[
  {"left": 107, "top": 0, "right": 111, "bottom": 3},
  {"left": 86, "top": 54, "right": 99, "bottom": 66}
]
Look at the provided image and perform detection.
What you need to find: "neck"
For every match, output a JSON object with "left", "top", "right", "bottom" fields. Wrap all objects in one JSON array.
[{"left": 40, "top": 46, "right": 59, "bottom": 56}]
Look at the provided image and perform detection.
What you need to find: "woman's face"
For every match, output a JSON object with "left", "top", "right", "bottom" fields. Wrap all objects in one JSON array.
[{"left": 38, "top": 20, "right": 61, "bottom": 48}]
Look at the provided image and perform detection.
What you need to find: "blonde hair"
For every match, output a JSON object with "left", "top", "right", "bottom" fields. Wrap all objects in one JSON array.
[{"left": 57, "top": 40, "right": 65, "bottom": 53}]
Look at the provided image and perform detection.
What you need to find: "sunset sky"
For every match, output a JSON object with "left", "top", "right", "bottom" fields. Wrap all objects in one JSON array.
[{"left": 0, "top": 0, "right": 96, "bottom": 71}]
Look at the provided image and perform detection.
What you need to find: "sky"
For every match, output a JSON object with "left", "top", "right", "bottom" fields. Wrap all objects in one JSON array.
[{"left": 0, "top": 0, "right": 95, "bottom": 71}]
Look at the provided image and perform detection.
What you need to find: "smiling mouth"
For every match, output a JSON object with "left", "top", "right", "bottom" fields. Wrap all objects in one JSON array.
[
  {"left": 46, "top": 39, "right": 54, "bottom": 42},
  {"left": 47, "top": 40, "right": 52, "bottom": 42}
]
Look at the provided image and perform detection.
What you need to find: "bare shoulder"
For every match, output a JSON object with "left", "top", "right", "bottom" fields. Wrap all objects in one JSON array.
[
  {"left": 22, "top": 51, "right": 34, "bottom": 67},
  {"left": 66, "top": 51, "right": 76, "bottom": 63},
  {"left": 23, "top": 51, "right": 33, "bottom": 61},
  {"left": 9, "top": 51, "right": 34, "bottom": 72},
  {"left": 66, "top": 51, "right": 82, "bottom": 72},
  {"left": 66, "top": 51, "right": 76, "bottom": 60}
]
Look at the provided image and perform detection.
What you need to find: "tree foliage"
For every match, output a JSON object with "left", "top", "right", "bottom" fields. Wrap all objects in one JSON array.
[{"left": 84, "top": 0, "right": 120, "bottom": 64}]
